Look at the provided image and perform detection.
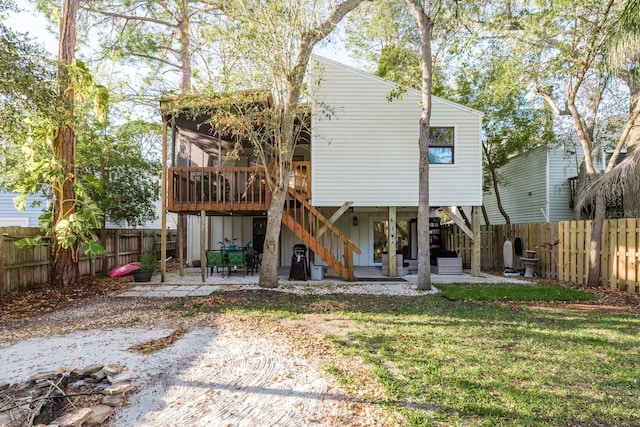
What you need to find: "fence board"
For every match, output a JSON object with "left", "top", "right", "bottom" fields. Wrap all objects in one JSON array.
[
  {"left": 607, "top": 219, "right": 616, "bottom": 290},
  {"left": 0, "top": 227, "right": 178, "bottom": 295},
  {"left": 616, "top": 220, "right": 626, "bottom": 291},
  {"left": 441, "top": 217, "right": 640, "bottom": 295},
  {"left": 625, "top": 218, "right": 638, "bottom": 293}
]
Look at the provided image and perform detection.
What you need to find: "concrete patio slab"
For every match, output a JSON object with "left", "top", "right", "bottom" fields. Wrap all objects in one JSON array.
[{"left": 116, "top": 267, "right": 532, "bottom": 298}]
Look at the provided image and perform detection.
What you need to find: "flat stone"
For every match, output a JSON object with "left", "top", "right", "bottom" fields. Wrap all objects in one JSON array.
[
  {"left": 108, "top": 371, "right": 133, "bottom": 384},
  {"left": 89, "top": 369, "right": 108, "bottom": 382},
  {"left": 140, "top": 291, "right": 168, "bottom": 297},
  {"left": 166, "top": 290, "right": 194, "bottom": 296},
  {"left": 177, "top": 285, "right": 201, "bottom": 290},
  {"left": 27, "top": 371, "right": 58, "bottom": 383},
  {"left": 187, "top": 289, "right": 215, "bottom": 296},
  {"left": 85, "top": 405, "right": 115, "bottom": 426},
  {"left": 104, "top": 382, "right": 133, "bottom": 395},
  {"left": 72, "top": 364, "right": 103, "bottom": 376},
  {"left": 102, "top": 394, "right": 126, "bottom": 407},
  {"left": 117, "top": 291, "right": 145, "bottom": 297},
  {"left": 102, "top": 363, "right": 124, "bottom": 374},
  {"left": 152, "top": 286, "right": 178, "bottom": 291},
  {"left": 51, "top": 407, "right": 92, "bottom": 427}
]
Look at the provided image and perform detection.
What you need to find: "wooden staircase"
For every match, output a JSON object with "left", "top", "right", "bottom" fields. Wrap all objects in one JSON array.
[{"left": 281, "top": 188, "right": 361, "bottom": 281}]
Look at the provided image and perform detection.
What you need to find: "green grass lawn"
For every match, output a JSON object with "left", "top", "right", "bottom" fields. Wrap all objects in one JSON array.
[{"left": 170, "top": 282, "right": 640, "bottom": 426}]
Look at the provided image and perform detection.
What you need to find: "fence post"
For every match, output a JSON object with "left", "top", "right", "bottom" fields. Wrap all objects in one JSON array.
[
  {"left": 140, "top": 230, "right": 145, "bottom": 259},
  {"left": 471, "top": 206, "right": 481, "bottom": 276}
]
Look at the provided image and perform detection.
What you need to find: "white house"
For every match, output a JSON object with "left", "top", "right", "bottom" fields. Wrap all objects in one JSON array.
[
  {"left": 482, "top": 145, "right": 584, "bottom": 224},
  {"left": 0, "top": 193, "right": 46, "bottom": 227},
  {"left": 0, "top": 191, "right": 174, "bottom": 230},
  {"left": 161, "top": 56, "right": 484, "bottom": 279}
]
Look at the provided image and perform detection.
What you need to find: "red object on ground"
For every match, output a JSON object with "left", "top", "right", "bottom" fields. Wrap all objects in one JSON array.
[{"left": 109, "top": 262, "right": 141, "bottom": 278}]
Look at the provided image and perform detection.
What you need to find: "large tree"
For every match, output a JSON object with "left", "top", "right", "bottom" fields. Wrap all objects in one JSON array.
[
  {"left": 2, "top": 2, "right": 108, "bottom": 286},
  {"left": 346, "top": 0, "right": 460, "bottom": 289},
  {"left": 218, "top": 0, "right": 368, "bottom": 288},
  {"left": 405, "top": 0, "right": 437, "bottom": 290},
  {"left": 0, "top": 4, "right": 58, "bottom": 136},
  {"left": 83, "top": 0, "right": 221, "bottom": 95},
  {"left": 502, "top": 0, "right": 638, "bottom": 286},
  {"left": 76, "top": 114, "right": 161, "bottom": 273},
  {"left": 35, "top": 0, "right": 223, "bottom": 96},
  {"left": 604, "top": 0, "right": 640, "bottom": 215},
  {"left": 452, "top": 54, "right": 556, "bottom": 224},
  {"left": 50, "top": 0, "right": 81, "bottom": 287}
]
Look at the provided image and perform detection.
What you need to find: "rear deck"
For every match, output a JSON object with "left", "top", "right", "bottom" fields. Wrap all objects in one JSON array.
[{"left": 167, "top": 162, "right": 310, "bottom": 215}]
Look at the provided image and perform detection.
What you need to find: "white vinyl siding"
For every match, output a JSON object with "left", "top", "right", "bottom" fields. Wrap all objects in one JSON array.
[
  {"left": 483, "top": 148, "right": 548, "bottom": 224},
  {"left": 310, "top": 57, "right": 483, "bottom": 207},
  {"left": 483, "top": 146, "right": 583, "bottom": 224},
  {"left": 547, "top": 148, "right": 583, "bottom": 221},
  {"left": 0, "top": 193, "right": 47, "bottom": 227}
]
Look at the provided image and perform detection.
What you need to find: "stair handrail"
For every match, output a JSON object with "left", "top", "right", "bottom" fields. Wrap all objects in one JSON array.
[
  {"left": 282, "top": 187, "right": 361, "bottom": 280},
  {"left": 285, "top": 187, "right": 361, "bottom": 254}
]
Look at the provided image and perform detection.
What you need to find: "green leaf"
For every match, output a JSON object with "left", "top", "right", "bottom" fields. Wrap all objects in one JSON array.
[{"left": 14, "top": 235, "right": 46, "bottom": 248}]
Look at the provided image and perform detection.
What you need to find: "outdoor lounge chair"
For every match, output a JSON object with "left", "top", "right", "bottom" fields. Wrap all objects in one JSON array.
[{"left": 430, "top": 249, "right": 462, "bottom": 275}]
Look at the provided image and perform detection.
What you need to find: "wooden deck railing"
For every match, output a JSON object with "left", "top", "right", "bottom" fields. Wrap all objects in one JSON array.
[
  {"left": 168, "top": 166, "right": 270, "bottom": 213},
  {"left": 168, "top": 162, "right": 311, "bottom": 214}
]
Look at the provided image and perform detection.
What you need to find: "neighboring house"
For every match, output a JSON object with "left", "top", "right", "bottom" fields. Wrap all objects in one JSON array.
[
  {"left": 160, "top": 56, "right": 484, "bottom": 279},
  {"left": 483, "top": 145, "right": 584, "bottom": 224},
  {"left": 0, "top": 192, "right": 48, "bottom": 227},
  {"left": 0, "top": 192, "right": 174, "bottom": 230}
]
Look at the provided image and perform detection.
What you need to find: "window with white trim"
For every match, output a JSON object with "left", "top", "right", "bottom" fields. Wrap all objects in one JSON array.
[{"left": 428, "top": 127, "right": 454, "bottom": 164}]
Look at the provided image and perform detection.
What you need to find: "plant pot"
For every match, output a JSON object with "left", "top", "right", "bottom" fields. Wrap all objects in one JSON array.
[{"left": 133, "top": 269, "right": 153, "bottom": 283}]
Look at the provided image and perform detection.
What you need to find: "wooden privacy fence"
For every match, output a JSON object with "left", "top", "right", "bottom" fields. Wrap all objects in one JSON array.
[
  {"left": 0, "top": 227, "right": 178, "bottom": 295},
  {"left": 442, "top": 217, "right": 640, "bottom": 294}
]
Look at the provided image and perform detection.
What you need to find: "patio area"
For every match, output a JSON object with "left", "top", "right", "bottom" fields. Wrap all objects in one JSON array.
[{"left": 117, "top": 266, "right": 532, "bottom": 298}]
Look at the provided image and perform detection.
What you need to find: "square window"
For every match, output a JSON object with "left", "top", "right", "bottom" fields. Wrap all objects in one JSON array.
[{"left": 428, "top": 127, "right": 454, "bottom": 164}]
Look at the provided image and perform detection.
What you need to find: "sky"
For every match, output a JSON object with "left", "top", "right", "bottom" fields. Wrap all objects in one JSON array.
[{"left": 6, "top": 1, "right": 58, "bottom": 53}]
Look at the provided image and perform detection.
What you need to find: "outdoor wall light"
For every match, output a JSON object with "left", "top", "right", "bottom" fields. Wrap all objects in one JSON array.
[{"left": 352, "top": 216, "right": 359, "bottom": 227}]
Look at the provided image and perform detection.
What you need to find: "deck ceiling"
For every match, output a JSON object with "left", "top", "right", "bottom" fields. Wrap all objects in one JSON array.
[{"left": 163, "top": 93, "right": 311, "bottom": 158}]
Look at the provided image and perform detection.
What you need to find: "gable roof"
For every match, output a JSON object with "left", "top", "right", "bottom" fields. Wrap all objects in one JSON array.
[{"left": 310, "top": 55, "right": 483, "bottom": 117}]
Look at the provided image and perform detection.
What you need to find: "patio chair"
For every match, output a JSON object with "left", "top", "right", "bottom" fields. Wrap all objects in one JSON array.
[
  {"left": 205, "top": 250, "right": 227, "bottom": 276},
  {"left": 227, "top": 249, "right": 246, "bottom": 277}
]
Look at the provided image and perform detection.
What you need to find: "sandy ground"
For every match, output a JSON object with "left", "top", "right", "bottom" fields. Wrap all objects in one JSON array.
[
  {"left": 2, "top": 325, "right": 360, "bottom": 426},
  {"left": 0, "top": 282, "right": 422, "bottom": 426},
  {"left": 4, "top": 270, "right": 602, "bottom": 427},
  {"left": 2, "top": 271, "right": 639, "bottom": 426}
]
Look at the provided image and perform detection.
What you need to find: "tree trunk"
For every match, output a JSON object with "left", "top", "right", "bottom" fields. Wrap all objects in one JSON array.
[
  {"left": 407, "top": 0, "right": 433, "bottom": 291},
  {"left": 247, "top": 0, "right": 366, "bottom": 287},
  {"left": 587, "top": 191, "right": 606, "bottom": 286},
  {"left": 51, "top": 0, "right": 79, "bottom": 288},
  {"left": 490, "top": 166, "right": 511, "bottom": 224},
  {"left": 624, "top": 82, "right": 639, "bottom": 216},
  {"left": 177, "top": 0, "right": 192, "bottom": 93},
  {"left": 483, "top": 144, "right": 511, "bottom": 224},
  {"left": 481, "top": 204, "right": 490, "bottom": 226},
  {"left": 259, "top": 186, "right": 288, "bottom": 288}
]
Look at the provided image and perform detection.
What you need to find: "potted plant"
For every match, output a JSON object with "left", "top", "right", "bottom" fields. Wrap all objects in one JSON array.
[{"left": 133, "top": 245, "right": 158, "bottom": 283}]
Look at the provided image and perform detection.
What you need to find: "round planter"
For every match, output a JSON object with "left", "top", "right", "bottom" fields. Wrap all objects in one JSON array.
[{"left": 132, "top": 269, "right": 153, "bottom": 283}]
